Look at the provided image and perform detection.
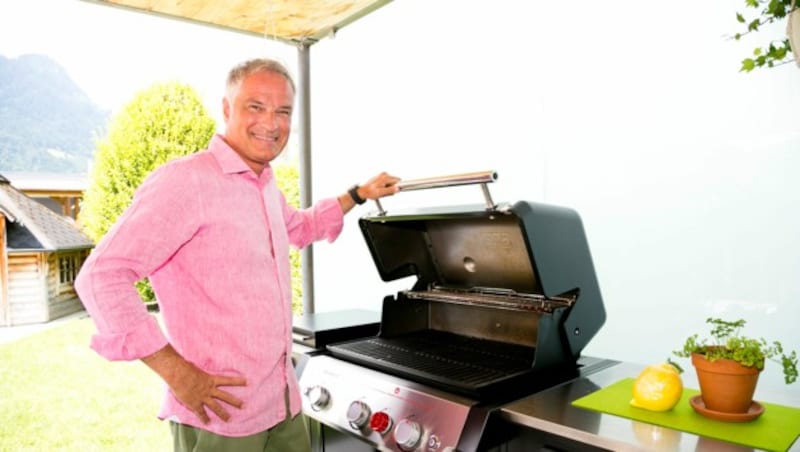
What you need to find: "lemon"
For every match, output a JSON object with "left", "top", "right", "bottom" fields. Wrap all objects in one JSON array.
[{"left": 630, "top": 362, "right": 683, "bottom": 411}]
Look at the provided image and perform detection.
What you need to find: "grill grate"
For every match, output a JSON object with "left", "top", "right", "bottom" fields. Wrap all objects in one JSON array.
[{"left": 327, "top": 330, "right": 535, "bottom": 391}]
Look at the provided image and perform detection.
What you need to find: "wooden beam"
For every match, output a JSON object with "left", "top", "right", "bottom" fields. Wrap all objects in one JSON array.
[{"left": 20, "top": 189, "right": 84, "bottom": 198}]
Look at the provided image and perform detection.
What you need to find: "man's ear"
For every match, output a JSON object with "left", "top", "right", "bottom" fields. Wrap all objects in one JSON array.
[{"left": 222, "top": 97, "right": 231, "bottom": 122}]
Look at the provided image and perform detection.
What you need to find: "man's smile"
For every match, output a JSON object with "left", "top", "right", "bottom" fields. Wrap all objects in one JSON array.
[{"left": 251, "top": 130, "right": 279, "bottom": 143}]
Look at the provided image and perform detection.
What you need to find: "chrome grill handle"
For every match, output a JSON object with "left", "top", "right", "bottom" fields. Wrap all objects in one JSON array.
[{"left": 375, "top": 170, "right": 498, "bottom": 215}]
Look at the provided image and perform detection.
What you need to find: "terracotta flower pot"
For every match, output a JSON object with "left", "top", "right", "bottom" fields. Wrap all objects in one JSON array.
[{"left": 691, "top": 352, "right": 760, "bottom": 413}]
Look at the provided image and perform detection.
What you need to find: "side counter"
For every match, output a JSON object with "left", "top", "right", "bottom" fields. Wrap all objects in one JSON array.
[{"left": 495, "top": 361, "right": 799, "bottom": 451}]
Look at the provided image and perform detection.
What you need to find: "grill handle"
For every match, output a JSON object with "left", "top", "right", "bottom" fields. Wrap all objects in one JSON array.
[{"left": 374, "top": 170, "right": 498, "bottom": 215}]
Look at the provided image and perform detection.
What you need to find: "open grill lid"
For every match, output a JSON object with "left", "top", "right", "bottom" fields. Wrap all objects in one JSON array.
[
  {"left": 356, "top": 171, "right": 606, "bottom": 360},
  {"left": 360, "top": 204, "right": 541, "bottom": 294}
]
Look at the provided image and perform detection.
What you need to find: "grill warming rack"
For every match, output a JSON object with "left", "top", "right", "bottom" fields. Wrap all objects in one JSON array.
[{"left": 404, "top": 286, "right": 575, "bottom": 314}]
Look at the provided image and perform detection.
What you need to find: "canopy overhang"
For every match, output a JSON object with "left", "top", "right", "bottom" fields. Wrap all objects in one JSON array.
[{"left": 81, "top": 0, "right": 393, "bottom": 46}]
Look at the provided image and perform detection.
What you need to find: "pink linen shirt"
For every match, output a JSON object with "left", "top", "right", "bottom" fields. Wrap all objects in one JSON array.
[{"left": 74, "top": 134, "right": 344, "bottom": 436}]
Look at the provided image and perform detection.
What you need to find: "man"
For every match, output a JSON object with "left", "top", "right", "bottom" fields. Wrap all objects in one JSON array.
[{"left": 74, "top": 58, "right": 400, "bottom": 451}]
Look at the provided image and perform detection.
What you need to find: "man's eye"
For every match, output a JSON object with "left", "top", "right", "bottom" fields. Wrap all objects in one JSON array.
[{"left": 249, "top": 104, "right": 264, "bottom": 112}]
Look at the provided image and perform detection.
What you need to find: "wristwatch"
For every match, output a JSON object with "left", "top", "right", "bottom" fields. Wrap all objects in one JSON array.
[{"left": 348, "top": 184, "right": 366, "bottom": 205}]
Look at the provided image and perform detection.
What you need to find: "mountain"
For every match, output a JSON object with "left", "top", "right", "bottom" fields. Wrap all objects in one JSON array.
[{"left": 0, "top": 53, "right": 109, "bottom": 173}]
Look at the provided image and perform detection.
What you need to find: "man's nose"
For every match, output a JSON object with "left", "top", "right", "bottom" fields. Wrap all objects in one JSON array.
[{"left": 262, "top": 110, "right": 278, "bottom": 129}]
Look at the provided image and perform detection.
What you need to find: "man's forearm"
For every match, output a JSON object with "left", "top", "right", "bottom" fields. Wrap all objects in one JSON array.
[{"left": 141, "top": 344, "right": 188, "bottom": 386}]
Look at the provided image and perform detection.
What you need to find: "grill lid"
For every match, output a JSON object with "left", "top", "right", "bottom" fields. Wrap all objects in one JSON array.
[{"left": 359, "top": 204, "right": 541, "bottom": 294}]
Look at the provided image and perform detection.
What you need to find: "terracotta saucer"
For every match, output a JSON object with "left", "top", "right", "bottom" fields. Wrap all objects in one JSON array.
[{"left": 689, "top": 395, "right": 765, "bottom": 422}]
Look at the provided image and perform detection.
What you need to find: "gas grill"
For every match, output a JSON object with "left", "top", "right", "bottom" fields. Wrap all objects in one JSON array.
[{"left": 295, "top": 171, "right": 612, "bottom": 452}]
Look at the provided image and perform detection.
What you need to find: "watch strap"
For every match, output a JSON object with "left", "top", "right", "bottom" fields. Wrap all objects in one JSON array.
[{"left": 348, "top": 184, "right": 366, "bottom": 205}]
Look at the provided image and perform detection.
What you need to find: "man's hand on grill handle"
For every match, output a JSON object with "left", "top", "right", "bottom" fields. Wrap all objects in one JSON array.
[
  {"left": 338, "top": 172, "right": 401, "bottom": 214},
  {"left": 142, "top": 344, "right": 247, "bottom": 423}
]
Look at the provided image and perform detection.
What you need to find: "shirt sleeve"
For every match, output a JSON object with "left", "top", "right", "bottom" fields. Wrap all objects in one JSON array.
[
  {"left": 281, "top": 193, "right": 344, "bottom": 249},
  {"left": 75, "top": 163, "right": 203, "bottom": 361}
]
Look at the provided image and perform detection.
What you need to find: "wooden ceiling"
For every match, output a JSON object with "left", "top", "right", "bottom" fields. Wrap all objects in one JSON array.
[{"left": 83, "top": 0, "right": 393, "bottom": 45}]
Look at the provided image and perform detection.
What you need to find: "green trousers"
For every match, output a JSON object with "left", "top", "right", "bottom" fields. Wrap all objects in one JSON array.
[{"left": 170, "top": 388, "right": 311, "bottom": 452}]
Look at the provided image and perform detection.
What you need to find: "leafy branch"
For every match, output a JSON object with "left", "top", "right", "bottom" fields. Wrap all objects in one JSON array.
[{"left": 731, "top": 0, "right": 796, "bottom": 71}]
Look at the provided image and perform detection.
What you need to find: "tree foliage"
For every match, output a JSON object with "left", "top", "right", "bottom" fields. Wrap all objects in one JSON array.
[
  {"left": 734, "top": 0, "right": 797, "bottom": 71},
  {"left": 79, "top": 82, "right": 216, "bottom": 301}
]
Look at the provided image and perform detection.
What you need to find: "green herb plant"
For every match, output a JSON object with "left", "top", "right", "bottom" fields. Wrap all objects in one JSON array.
[{"left": 674, "top": 317, "right": 798, "bottom": 385}]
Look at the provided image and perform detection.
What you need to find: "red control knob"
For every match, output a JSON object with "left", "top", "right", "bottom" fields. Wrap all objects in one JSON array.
[{"left": 369, "top": 411, "right": 393, "bottom": 435}]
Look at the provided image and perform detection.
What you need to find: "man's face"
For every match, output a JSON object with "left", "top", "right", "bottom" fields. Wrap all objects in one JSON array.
[{"left": 222, "top": 70, "right": 294, "bottom": 175}]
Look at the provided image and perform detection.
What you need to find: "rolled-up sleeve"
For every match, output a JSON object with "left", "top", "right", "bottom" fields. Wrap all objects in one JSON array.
[
  {"left": 75, "top": 165, "right": 200, "bottom": 361},
  {"left": 283, "top": 195, "right": 344, "bottom": 249}
]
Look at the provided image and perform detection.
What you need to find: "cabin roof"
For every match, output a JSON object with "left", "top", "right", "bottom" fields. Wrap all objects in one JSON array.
[{"left": 0, "top": 174, "right": 94, "bottom": 252}]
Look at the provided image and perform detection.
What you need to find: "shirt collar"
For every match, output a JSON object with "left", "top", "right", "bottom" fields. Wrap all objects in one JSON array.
[
  {"left": 208, "top": 133, "right": 260, "bottom": 174},
  {"left": 209, "top": 133, "right": 272, "bottom": 177}
]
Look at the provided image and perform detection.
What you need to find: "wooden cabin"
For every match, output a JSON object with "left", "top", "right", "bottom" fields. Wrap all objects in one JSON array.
[{"left": 0, "top": 174, "right": 94, "bottom": 326}]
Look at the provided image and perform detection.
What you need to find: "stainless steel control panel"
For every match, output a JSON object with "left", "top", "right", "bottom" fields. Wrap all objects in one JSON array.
[{"left": 299, "top": 355, "right": 476, "bottom": 452}]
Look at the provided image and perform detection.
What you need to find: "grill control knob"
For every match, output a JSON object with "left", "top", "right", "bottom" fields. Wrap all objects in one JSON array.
[
  {"left": 394, "top": 419, "right": 423, "bottom": 451},
  {"left": 346, "top": 401, "right": 371, "bottom": 429},
  {"left": 369, "top": 411, "right": 393, "bottom": 435},
  {"left": 305, "top": 386, "right": 330, "bottom": 411}
]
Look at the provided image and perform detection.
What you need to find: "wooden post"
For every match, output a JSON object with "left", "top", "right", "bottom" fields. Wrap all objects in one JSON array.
[
  {"left": 71, "top": 196, "right": 81, "bottom": 219},
  {"left": 0, "top": 214, "right": 8, "bottom": 326},
  {"left": 58, "top": 197, "right": 70, "bottom": 217}
]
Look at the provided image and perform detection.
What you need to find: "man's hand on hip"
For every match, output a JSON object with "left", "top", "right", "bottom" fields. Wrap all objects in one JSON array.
[{"left": 142, "top": 344, "right": 247, "bottom": 423}]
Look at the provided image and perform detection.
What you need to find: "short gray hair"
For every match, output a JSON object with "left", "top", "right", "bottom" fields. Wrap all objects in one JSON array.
[{"left": 225, "top": 58, "right": 296, "bottom": 100}]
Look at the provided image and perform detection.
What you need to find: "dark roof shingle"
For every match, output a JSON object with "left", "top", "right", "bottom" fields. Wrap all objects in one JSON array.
[{"left": 0, "top": 174, "right": 94, "bottom": 251}]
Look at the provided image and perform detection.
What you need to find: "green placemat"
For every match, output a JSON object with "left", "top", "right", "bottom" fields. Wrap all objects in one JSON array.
[{"left": 572, "top": 378, "right": 800, "bottom": 451}]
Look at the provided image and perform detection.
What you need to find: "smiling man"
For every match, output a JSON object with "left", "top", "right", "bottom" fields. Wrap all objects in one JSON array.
[{"left": 75, "top": 58, "right": 400, "bottom": 452}]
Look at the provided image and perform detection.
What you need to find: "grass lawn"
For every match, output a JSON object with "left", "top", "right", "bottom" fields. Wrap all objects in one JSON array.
[{"left": 0, "top": 316, "right": 172, "bottom": 452}]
